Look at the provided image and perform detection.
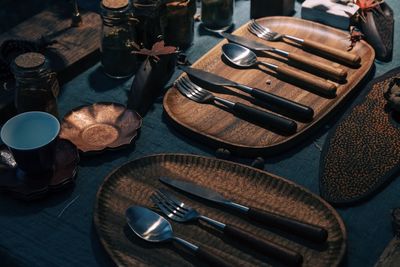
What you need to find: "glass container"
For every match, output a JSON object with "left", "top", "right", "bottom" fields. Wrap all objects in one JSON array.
[
  {"left": 100, "top": 0, "right": 137, "bottom": 78},
  {"left": 201, "top": 0, "right": 234, "bottom": 31},
  {"left": 12, "top": 52, "right": 59, "bottom": 117},
  {"left": 160, "top": 0, "right": 196, "bottom": 48}
]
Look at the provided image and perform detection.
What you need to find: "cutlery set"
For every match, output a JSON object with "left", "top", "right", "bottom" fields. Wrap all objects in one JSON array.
[
  {"left": 175, "top": 19, "right": 361, "bottom": 134},
  {"left": 126, "top": 177, "right": 329, "bottom": 266}
]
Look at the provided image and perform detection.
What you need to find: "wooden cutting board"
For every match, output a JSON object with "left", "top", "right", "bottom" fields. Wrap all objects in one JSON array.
[{"left": 163, "top": 17, "right": 375, "bottom": 157}]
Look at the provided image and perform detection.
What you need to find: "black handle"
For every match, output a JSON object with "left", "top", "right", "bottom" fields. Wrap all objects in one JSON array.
[
  {"left": 195, "top": 246, "right": 232, "bottom": 267},
  {"left": 232, "top": 102, "right": 297, "bottom": 134},
  {"left": 247, "top": 207, "right": 328, "bottom": 243},
  {"left": 251, "top": 88, "right": 314, "bottom": 121},
  {"left": 223, "top": 224, "right": 303, "bottom": 266}
]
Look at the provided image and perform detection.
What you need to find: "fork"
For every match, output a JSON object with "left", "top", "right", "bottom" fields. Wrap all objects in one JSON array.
[
  {"left": 151, "top": 189, "right": 303, "bottom": 266},
  {"left": 249, "top": 20, "right": 361, "bottom": 67},
  {"left": 175, "top": 76, "right": 297, "bottom": 134}
]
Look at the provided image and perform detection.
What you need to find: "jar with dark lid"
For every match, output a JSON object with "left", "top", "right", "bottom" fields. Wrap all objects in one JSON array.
[
  {"left": 100, "top": 0, "right": 137, "bottom": 78},
  {"left": 160, "top": 0, "right": 196, "bottom": 48},
  {"left": 12, "top": 52, "right": 59, "bottom": 117}
]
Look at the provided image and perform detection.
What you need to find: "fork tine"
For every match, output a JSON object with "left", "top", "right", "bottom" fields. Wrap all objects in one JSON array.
[
  {"left": 159, "top": 188, "right": 188, "bottom": 210},
  {"left": 151, "top": 192, "right": 185, "bottom": 219},
  {"left": 176, "top": 78, "right": 204, "bottom": 101},
  {"left": 248, "top": 23, "right": 264, "bottom": 37},
  {"left": 251, "top": 19, "right": 269, "bottom": 33},
  {"left": 180, "top": 77, "right": 206, "bottom": 98}
]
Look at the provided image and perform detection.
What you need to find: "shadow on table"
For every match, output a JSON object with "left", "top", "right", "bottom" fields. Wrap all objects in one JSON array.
[
  {"left": 88, "top": 66, "right": 132, "bottom": 92},
  {"left": 0, "top": 185, "right": 74, "bottom": 216}
]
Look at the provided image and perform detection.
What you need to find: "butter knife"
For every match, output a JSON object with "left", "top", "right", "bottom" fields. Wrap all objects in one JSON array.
[
  {"left": 220, "top": 32, "right": 347, "bottom": 82},
  {"left": 180, "top": 66, "right": 314, "bottom": 121},
  {"left": 160, "top": 176, "right": 328, "bottom": 243}
]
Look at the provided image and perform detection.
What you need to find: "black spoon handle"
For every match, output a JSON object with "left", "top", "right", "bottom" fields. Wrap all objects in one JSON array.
[{"left": 195, "top": 246, "right": 232, "bottom": 267}]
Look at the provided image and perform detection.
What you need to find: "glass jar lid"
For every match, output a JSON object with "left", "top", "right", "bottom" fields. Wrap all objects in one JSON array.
[
  {"left": 14, "top": 52, "right": 45, "bottom": 70},
  {"left": 102, "top": 0, "right": 129, "bottom": 10}
]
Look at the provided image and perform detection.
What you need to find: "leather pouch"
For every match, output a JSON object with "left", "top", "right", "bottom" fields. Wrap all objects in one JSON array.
[{"left": 127, "top": 41, "right": 177, "bottom": 116}]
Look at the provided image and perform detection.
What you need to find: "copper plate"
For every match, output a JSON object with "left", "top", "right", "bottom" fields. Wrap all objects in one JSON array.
[
  {"left": 60, "top": 102, "right": 142, "bottom": 152},
  {"left": 94, "top": 154, "right": 346, "bottom": 266}
]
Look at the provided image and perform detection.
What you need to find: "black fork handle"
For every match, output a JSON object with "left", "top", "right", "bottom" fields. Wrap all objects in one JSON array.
[{"left": 231, "top": 102, "right": 297, "bottom": 134}]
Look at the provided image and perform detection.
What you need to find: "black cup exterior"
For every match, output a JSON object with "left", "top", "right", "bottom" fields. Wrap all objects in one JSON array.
[{"left": 9, "top": 137, "right": 58, "bottom": 175}]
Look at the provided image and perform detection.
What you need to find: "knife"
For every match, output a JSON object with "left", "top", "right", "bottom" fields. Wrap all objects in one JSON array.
[
  {"left": 180, "top": 66, "right": 314, "bottom": 121},
  {"left": 220, "top": 32, "right": 347, "bottom": 82},
  {"left": 160, "top": 176, "right": 328, "bottom": 244}
]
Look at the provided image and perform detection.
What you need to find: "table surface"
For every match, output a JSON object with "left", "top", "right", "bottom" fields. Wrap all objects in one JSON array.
[{"left": 0, "top": 1, "right": 399, "bottom": 266}]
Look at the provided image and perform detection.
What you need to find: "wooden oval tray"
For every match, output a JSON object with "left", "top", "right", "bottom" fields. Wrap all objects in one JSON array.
[
  {"left": 163, "top": 17, "right": 375, "bottom": 156},
  {"left": 94, "top": 154, "right": 346, "bottom": 266}
]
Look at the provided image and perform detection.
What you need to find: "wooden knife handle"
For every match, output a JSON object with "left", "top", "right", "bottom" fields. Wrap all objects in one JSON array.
[
  {"left": 224, "top": 224, "right": 303, "bottom": 266},
  {"left": 275, "top": 65, "right": 337, "bottom": 97},
  {"left": 247, "top": 207, "right": 328, "bottom": 243},
  {"left": 302, "top": 39, "right": 361, "bottom": 67},
  {"left": 287, "top": 52, "right": 347, "bottom": 81}
]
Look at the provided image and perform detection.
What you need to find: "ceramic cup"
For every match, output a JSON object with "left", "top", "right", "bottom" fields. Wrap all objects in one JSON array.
[{"left": 0, "top": 111, "right": 60, "bottom": 175}]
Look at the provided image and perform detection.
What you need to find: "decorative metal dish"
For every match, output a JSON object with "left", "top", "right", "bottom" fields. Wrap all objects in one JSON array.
[{"left": 60, "top": 102, "right": 142, "bottom": 152}]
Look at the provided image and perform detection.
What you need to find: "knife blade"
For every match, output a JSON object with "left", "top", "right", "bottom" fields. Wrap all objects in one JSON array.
[
  {"left": 179, "top": 66, "right": 314, "bottom": 121},
  {"left": 220, "top": 32, "right": 279, "bottom": 52},
  {"left": 160, "top": 176, "right": 328, "bottom": 243},
  {"left": 220, "top": 32, "right": 348, "bottom": 81}
]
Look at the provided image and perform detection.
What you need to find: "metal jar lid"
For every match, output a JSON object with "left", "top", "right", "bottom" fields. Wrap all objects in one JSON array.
[
  {"left": 14, "top": 52, "right": 46, "bottom": 69},
  {"left": 102, "top": 0, "right": 129, "bottom": 9}
]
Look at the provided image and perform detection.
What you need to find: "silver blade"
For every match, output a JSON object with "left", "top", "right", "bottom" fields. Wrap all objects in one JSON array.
[
  {"left": 220, "top": 32, "right": 275, "bottom": 51},
  {"left": 159, "top": 176, "right": 230, "bottom": 205},
  {"left": 179, "top": 66, "right": 239, "bottom": 88}
]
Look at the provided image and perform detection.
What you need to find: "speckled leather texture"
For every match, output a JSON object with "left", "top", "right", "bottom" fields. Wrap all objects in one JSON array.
[{"left": 320, "top": 67, "right": 400, "bottom": 205}]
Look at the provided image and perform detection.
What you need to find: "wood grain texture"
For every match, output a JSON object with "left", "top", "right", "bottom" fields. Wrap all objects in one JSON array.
[
  {"left": 93, "top": 154, "right": 346, "bottom": 267},
  {"left": 163, "top": 17, "right": 375, "bottom": 156},
  {"left": 0, "top": 3, "right": 101, "bottom": 84}
]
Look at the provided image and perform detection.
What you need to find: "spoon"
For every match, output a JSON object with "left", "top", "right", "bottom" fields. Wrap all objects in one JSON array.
[
  {"left": 125, "top": 206, "right": 231, "bottom": 267},
  {"left": 222, "top": 43, "right": 337, "bottom": 97}
]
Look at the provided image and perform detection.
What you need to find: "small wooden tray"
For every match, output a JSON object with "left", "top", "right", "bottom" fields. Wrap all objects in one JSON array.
[
  {"left": 163, "top": 17, "right": 375, "bottom": 156},
  {"left": 93, "top": 154, "right": 346, "bottom": 266}
]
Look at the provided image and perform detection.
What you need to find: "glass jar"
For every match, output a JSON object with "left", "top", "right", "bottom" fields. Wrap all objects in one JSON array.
[
  {"left": 12, "top": 52, "right": 59, "bottom": 117},
  {"left": 160, "top": 0, "right": 196, "bottom": 48},
  {"left": 100, "top": 0, "right": 137, "bottom": 78},
  {"left": 201, "top": 0, "right": 234, "bottom": 31},
  {"left": 132, "top": 0, "right": 163, "bottom": 49}
]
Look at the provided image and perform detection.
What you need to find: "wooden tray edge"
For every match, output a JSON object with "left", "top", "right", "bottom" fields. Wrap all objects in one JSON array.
[{"left": 93, "top": 153, "right": 347, "bottom": 266}]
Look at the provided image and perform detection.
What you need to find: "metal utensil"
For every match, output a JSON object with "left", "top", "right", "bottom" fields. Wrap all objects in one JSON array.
[
  {"left": 159, "top": 176, "right": 328, "bottom": 244},
  {"left": 175, "top": 76, "right": 297, "bottom": 134},
  {"left": 248, "top": 20, "right": 361, "bottom": 67},
  {"left": 125, "top": 205, "right": 230, "bottom": 267},
  {"left": 220, "top": 32, "right": 347, "bottom": 81},
  {"left": 180, "top": 66, "right": 314, "bottom": 121},
  {"left": 151, "top": 189, "right": 303, "bottom": 266},
  {"left": 222, "top": 43, "right": 337, "bottom": 97}
]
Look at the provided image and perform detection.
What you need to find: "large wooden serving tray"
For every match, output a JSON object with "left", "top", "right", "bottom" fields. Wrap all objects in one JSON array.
[
  {"left": 163, "top": 17, "right": 375, "bottom": 156},
  {"left": 94, "top": 154, "right": 346, "bottom": 266}
]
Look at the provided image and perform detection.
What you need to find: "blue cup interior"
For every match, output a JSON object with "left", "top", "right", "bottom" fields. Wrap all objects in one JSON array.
[{"left": 1, "top": 112, "right": 60, "bottom": 151}]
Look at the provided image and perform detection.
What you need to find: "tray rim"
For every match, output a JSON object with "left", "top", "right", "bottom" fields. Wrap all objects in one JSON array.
[
  {"left": 163, "top": 16, "right": 375, "bottom": 156},
  {"left": 93, "top": 153, "right": 347, "bottom": 266}
]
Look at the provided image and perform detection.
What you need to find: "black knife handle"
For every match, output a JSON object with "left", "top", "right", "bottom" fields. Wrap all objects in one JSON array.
[
  {"left": 232, "top": 102, "right": 297, "bottom": 134},
  {"left": 246, "top": 207, "right": 328, "bottom": 243},
  {"left": 251, "top": 88, "right": 314, "bottom": 121},
  {"left": 195, "top": 246, "right": 232, "bottom": 267},
  {"left": 223, "top": 224, "right": 303, "bottom": 266}
]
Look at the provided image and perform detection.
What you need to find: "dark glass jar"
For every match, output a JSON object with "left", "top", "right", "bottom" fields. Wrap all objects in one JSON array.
[
  {"left": 12, "top": 52, "right": 59, "bottom": 117},
  {"left": 201, "top": 0, "right": 234, "bottom": 31},
  {"left": 132, "top": 0, "right": 163, "bottom": 49},
  {"left": 160, "top": 0, "right": 196, "bottom": 48},
  {"left": 100, "top": 0, "right": 137, "bottom": 78}
]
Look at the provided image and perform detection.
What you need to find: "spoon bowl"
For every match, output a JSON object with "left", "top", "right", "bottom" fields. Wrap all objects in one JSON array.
[
  {"left": 126, "top": 206, "right": 173, "bottom": 242},
  {"left": 222, "top": 43, "right": 262, "bottom": 68}
]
